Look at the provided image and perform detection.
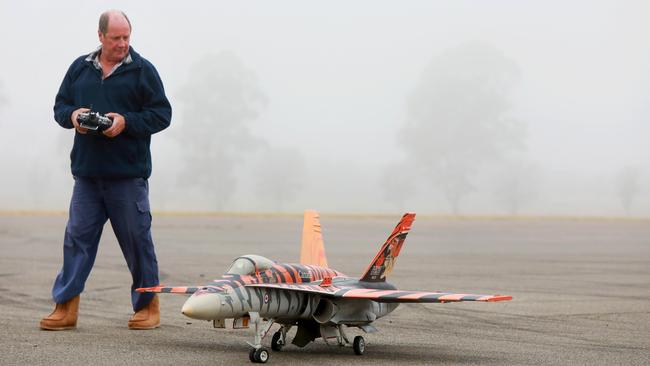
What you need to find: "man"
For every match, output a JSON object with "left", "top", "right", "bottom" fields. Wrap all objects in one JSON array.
[{"left": 40, "top": 10, "right": 172, "bottom": 331}]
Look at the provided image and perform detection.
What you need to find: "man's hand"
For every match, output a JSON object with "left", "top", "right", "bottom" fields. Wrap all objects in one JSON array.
[
  {"left": 71, "top": 108, "right": 90, "bottom": 134},
  {"left": 103, "top": 113, "right": 126, "bottom": 138}
]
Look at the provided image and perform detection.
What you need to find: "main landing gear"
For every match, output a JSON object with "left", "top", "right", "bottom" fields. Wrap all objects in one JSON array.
[
  {"left": 245, "top": 315, "right": 367, "bottom": 363},
  {"left": 324, "top": 324, "right": 366, "bottom": 356},
  {"left": 270, "top": 325, "right": 291, "bottom": 351},
  {"left": 353, "top": 335, "right": 365, "bottom": 355}
]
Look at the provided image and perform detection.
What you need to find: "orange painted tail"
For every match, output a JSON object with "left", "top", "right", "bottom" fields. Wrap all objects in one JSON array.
[
  {"left": 359, "top": 213, "right": 416, "bottom": 282},
  {"left": 300, "top": 210, "right": 328, "bottom": 267}
]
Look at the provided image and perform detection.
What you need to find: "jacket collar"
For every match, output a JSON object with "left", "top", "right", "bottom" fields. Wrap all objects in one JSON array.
[{"left": 84, "top": 46, "right": 141, "bottom": 77}]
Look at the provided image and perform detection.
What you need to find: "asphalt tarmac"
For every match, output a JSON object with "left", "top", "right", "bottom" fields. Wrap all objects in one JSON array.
[{"left": 1, "top": 214, "right": 648, "bottom": 365}]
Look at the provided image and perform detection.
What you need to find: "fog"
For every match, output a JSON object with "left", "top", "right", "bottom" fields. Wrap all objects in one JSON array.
[{"left": 1, "top": 0, "right": 649, "bottom": 216}]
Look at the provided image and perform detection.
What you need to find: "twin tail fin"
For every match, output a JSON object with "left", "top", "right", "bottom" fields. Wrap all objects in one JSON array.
[{"left": 360, "top": 213, "right": 416, "bottom": 282}]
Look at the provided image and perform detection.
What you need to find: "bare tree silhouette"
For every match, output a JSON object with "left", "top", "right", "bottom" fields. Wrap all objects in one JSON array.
[
  {"left": 616, "top": 166, "right": 641, "bottom": 215},
  {"left": 254, "top": 146, "right": 306, "bottom": 212},
  {"left": 175, "top": 51, "right": 267, "bottom": 210},
  {"left": 399, "top": 41, "right": 525, "bottom": 215},
  {"left": 493, "top": 160, "right": 539, "bottom": 215},
  {"left": 0, "top": 80, "right": 8, "bottom": 111},
  {"left": 380, "top": 161, "right": 417, "bottom": 212}
]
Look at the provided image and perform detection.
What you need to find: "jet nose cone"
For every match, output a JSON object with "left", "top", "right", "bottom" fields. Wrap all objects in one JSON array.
[
  {"left": 181, "top": 293, "right": 221, "bottom": 320},
  {"left": 181, "top": 302, "right": 193, "bottom": 317}
]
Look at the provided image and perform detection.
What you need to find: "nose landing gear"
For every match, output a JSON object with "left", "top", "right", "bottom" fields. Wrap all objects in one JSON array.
[{"left": 246, "top": 312, "right": 275, "bottom": 363}]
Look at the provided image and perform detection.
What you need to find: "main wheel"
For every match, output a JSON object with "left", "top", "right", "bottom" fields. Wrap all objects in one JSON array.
[
  {"left": 271, "top": 331, "right": 283, "bottom": 351},
  {"left": 353, "top": 336, "right": 365, "bottom": 355},
  {"left": 248, "top": 348, "right": 257, "bottom": 362},
  {"left": 254, "top": 347, "right": 269, "bottom": 363}
]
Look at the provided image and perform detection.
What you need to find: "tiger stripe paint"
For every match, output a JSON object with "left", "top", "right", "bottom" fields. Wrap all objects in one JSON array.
[
  {"left": 280, "top": 264, "right": 298, "bottom": 283},
  {"left": 360, "top": 213, "right": 416, "bottom": 282},
  {"left": 244, "top": 283, "right": 512, "bottom": 304}
]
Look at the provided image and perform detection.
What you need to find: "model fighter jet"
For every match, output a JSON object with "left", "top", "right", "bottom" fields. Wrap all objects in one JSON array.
[{"left": 137, "top": 211, "right": 511, "bottom": 363}]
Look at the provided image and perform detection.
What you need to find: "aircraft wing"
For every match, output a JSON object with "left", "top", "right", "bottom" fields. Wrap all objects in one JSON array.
[
  {"left": 136, "top": 285, "right": 199, "bottom": 294},
  {"left": 332, "top": 288, "right": 512, "bottom": 303},
  {"left": 246, "top": 283, "right": 511, "bottom": 303}
]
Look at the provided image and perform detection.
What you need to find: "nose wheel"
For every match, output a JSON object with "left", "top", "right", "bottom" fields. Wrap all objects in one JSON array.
[{"left": 249, "top": 347, "right": 269, "bottom": 363}]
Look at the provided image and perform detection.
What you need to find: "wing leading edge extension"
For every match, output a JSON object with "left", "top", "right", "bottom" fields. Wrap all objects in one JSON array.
[
  {"left": 136, "top": 286, "right": 199, "bottom": 294},
  {"left": 246, "top": 283, "right": 512, "bottom": 303}
]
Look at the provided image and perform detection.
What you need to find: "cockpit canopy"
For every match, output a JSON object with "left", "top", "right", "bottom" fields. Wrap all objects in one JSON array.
[{"left": 226, "top": 254, "right": 275, "bottom": 275}]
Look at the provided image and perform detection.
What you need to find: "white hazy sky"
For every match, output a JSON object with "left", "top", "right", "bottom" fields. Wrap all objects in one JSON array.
[{"left": 0, "top": 1, "right": 648, "bottom": 216}]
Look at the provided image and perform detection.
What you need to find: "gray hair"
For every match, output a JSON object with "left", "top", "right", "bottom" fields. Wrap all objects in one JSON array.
[{"left": 98, "top": 10, "right": 131, "bottom": 35}]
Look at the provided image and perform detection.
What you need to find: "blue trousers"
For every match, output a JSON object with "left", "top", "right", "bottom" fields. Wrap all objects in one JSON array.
[{"left": 52, "top": 177, "right": 159, "bottom": 311}]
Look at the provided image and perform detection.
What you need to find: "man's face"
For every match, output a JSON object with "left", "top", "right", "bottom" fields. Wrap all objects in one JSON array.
[{"left": 98, "top": 15, "right": 131, "bottom": 63}]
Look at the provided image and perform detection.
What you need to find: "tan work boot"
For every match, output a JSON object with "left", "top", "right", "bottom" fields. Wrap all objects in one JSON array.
[
  {"left": 40, "top": 295, "right": 80, "bottom": 330},
  {"left": 128, "top": 294, "right": 160, "bottom": 330}
]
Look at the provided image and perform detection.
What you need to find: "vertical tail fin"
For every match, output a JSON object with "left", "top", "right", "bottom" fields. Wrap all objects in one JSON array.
[
  {"left": 360, "top": 213, "right": 416, "bottom": 282},
  {"left": 300, "top": 210, "right": 328, "bottom": 267}
]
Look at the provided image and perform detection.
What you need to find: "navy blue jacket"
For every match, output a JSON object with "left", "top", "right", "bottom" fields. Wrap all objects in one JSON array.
[{"left": 54, "top": 47, "right": 172, "bottom": 179}]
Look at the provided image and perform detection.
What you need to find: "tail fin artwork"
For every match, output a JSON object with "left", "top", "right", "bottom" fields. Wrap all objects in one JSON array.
[
  {"left": 299, "top": 210, "right": 328, "bottom": 267},
  {"left": 360, "top": 213, "right": 416, "bottom": 282}
]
